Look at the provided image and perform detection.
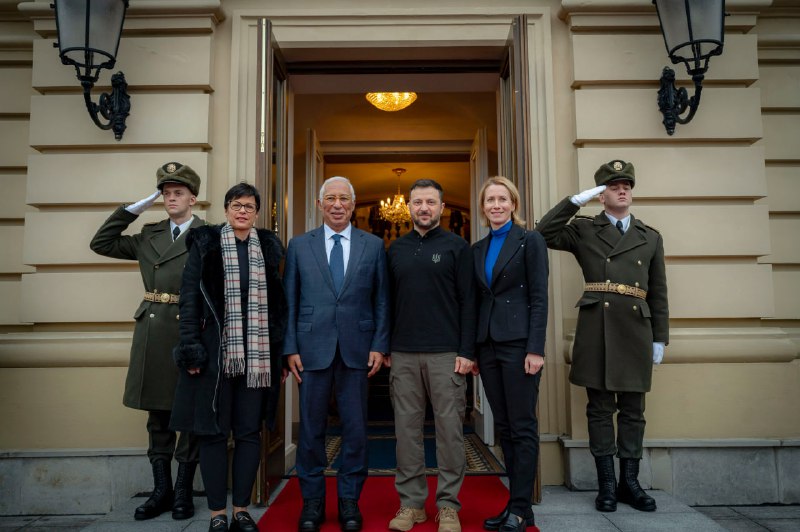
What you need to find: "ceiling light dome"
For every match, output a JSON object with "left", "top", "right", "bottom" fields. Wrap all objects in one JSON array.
[{"left": 365, "top": 92, "right": 417, "bottom": 112}]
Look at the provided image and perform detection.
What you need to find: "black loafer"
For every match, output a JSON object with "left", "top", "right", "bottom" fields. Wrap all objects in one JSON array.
[
  {"left": 209, "top": 514, "right": 228, "bottom": 532},
  {"left": 230, "top": 510, "right": 258, "bottom": 532},
  {"left": 499, "top": 513, "right": 530, "bottom": 532},
  {"left": 485, "top": 506, "right": 535, "bottom": 531}
]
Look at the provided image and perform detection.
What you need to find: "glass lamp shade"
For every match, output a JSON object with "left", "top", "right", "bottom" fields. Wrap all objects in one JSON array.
[
  {"left": 54, "top": 0, "right": 128, "bottom": 79},
  {"left": 365, "top": 92, "right": 417, "bottom": 112},
  {"left": 653, "top": 0, "right": 724, "bottom": 71}
]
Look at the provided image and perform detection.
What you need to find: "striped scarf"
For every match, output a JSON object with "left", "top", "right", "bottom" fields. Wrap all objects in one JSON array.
[{"left": 220, "top": 223, "right": 271, "bottom": 388}]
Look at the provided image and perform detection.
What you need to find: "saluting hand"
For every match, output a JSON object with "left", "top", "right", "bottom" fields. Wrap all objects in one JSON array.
[
  {"left": 570, "top": 185, "right": 606, "bottom": 207},
  {"left": 125, "top": 189, "right": 161, "bottom": 215}
]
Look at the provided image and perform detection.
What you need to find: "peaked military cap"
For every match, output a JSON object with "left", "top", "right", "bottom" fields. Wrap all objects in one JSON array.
[
  {"left": 594, "top": 159, "right": 635, "bottom": 188},
  {"left": 156, "top": 162, "right": 201, "bottom": 196}
]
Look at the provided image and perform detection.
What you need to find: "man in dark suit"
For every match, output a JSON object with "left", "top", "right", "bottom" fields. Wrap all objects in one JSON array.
[
  {"left": 284, "top": 176, "right": 390, "bottom": 532},
  {"left": 90, "top": 162, "right": 205, "bottom": 521},
  {"left": 535, "top": 160, "right": 669, "bottom": 514}
]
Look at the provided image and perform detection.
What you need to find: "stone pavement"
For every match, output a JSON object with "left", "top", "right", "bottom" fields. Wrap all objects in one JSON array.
[{"left": 1, "top": 483, "right": 799, "bottom": 531}]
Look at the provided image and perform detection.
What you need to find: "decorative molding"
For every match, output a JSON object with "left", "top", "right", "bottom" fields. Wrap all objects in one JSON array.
[
  {"left": 563, "top": 327, "right": 799, "bottom": 364},
  {"left": 0, "top": 332, "right": 131, "bottom": 367},
  {"left": 561, "top": 436, "right": 800, "bottom": 448}
]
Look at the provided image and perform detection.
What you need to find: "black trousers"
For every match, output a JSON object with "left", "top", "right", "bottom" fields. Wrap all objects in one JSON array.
[
  {"left": 478, "top": 340, "right": 541, "bottom": 516},
  {"left": 586, "top": 388, "right": 646, "bottom": 459},
  {"left": 199, "top": 375, "right": 265, "bottom": 511},
  {"left": 147, "top": 410, "right": 199, "bottom": 464}
]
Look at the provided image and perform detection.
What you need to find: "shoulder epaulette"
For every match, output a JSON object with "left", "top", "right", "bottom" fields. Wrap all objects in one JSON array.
[
  {"left": 142, "top": 221, "right": 159, "bottom": 228},
  {"left": 573, "top": 215, "right": 593, "bottom": 221},
  {"left": 644, "top": 223, "right": 661, "bottom": 234}
]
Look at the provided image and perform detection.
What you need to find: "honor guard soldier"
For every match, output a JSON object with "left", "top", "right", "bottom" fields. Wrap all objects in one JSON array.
[
  {"left": 90, "top": 162, "right": 206, "bottom": 521},
  {"left": 535, "top": 160, "right": 669, "bottom": 514}
]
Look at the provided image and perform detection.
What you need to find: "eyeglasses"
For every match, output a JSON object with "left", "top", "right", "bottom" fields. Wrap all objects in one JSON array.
[
  {"left": 322, "top": 195, "right": 353, "bottom": 205},
  {"left": 229, "top": 202, "right": 257, "bottom": 213}
]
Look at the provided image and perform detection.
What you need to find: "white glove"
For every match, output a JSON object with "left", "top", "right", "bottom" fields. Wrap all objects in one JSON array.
[
  {"left": 570, "top": 185, "right": 606, "bottom": 207},
  {"left": 653, "top": 342, "right": 665, "bottom": 365},
  {"left": 125, "top": 190, "right": 161, "bottom": 215}
]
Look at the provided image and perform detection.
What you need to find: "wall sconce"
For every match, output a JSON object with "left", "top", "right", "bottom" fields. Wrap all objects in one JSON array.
[
  {"left": 52, "top": 0, "right": 131, "bottom": 140},
  {"left": 653, "top": 0, "right": 725, "bottom": 135}
]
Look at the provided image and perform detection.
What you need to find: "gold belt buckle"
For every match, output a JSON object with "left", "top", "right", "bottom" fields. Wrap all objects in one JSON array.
[
  {"left": 616, "top": 283, "right": 628, "bottom": 295},
  {"left": 160, "top": 292, "right": 171, "bottom": 303}
]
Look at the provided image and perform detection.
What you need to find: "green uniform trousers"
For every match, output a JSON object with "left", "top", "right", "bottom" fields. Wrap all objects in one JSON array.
[{"left": 586, "top": 388, "right": 646, "bottom": 459}]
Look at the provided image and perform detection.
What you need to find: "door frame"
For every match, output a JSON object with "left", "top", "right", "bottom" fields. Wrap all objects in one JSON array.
[{"left": 228, "top": 6, "right": 561, "bottom": 476}]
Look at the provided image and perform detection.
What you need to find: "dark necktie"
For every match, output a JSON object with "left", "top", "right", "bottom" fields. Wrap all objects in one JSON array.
[
  {"left": 615, "top": 220, "right": 624, "bottom": 235},
  {"left": 172, "top": 226, "right": 181, "bottom": 241},
  {"left": 330, "top": 234, "right": 344, "bottom": 294}
]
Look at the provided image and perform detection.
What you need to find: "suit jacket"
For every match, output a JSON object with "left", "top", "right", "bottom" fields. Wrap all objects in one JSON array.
[
  {"left": 283, "top": 225, "right": 390, "bottom": 370},
  {"left": 535, "top": 197, "right": 669, "bottom": 392},
  {"left": 473, "top": 223, "right": 549, "bottom": 356},
  {"left": 90, "top": 206, "right": 206, "bottom": 410}
]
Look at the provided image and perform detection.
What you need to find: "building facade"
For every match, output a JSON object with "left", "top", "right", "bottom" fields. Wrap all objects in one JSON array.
[{"left": 0, "top": 0, "right": 798, "bottom": 515}]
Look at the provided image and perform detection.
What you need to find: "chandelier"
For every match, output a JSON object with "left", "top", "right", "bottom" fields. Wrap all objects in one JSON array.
[
  {"left": 379, "top": 168, "right": 412, "bottom": 224},
  {"left": 365, "top": 92, "right": 417, "bottom": 112}
]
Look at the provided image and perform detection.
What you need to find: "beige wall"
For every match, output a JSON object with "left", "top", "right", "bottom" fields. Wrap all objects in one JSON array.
[
  {"left": 0, "top": 0, "right": 798, "bottom": 491},
  {"left": 559, "top": 0, "right": 799, "bottom": 451}
]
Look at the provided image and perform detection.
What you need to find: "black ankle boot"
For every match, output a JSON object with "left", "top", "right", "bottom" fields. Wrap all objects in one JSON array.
[
  {"left": 617, "top": 458, "right": 656, "bottom": 512},
  {"left": 594, "top": 455, "right": 617, "bottom": 512},
  {"left": 134, "top": 460, "right": 174, "bottom": 520},
  {"left": 172, "top": 461, "right": 196, "bottom": 519}
]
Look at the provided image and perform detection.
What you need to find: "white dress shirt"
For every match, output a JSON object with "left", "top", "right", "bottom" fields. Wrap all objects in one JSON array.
[
  {"left": 604, "top": 212, "right": 631, "bottom": 233},
  {"left": 170, "top": 217, "right": 195, "bottom": 240}
]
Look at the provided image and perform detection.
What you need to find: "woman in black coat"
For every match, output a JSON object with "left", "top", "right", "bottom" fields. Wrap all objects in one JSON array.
[
  {"left": 171, "top": 182, "right": 287, "bottom": 532},
  {"left": 472, "top": 176, "right": 548, "bottom": 532}
]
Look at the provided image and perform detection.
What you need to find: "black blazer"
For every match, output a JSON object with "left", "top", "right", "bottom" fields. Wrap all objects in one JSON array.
[{"left": 473, "top": 223, "right": 549, "bottom": 355}]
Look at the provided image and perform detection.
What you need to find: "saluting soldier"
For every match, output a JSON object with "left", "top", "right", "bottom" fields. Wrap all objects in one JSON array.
[
  {"left": 90, "top": 162, "right": 206, "bottom": 521},
  {"left": 535, "top": 160, "right": 668, "bottom": 514}
]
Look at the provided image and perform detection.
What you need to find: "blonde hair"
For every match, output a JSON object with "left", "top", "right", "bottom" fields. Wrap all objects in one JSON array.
[{"left": 478, "top": 176, "right": 525, "bottom": 227}]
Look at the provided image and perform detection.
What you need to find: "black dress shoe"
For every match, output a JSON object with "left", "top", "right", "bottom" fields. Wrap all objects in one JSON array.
[
  {"left": 338, "top": 498, "right": 363, "bottom": 531},
  {"left": 299, "top": 498, "right": 325, "bottom": 532},
  {"left": 209, "top": 514, "right": 228, "bottom": 532},
  {"left": 230, "top": 510, "right": 258, "bottom": 532},
  {"left": 485, "top": 505, "right": 536, "bottom": 531},
  {"left": 499, "top": 513, "right": 530, "bottom": 532}
]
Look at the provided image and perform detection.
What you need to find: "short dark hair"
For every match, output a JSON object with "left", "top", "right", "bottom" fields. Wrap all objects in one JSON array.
[
  {"left": 409, "top": 179, "right": 443, "bottom": 201},
  {"left": 224, "top": 182, "right": 261, "bottom": 212}
]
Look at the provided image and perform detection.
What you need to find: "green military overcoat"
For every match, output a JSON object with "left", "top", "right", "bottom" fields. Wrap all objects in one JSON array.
[
  {"left": 90, "top": 206, "right": 206, "bottom": 411},
  {"left": 535, "top": 197, "right": 669, "bottom": 392}
]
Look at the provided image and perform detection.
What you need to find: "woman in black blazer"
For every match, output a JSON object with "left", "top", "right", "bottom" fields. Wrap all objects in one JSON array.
[{"left": 473, "top": 176, "right": 548, "bottom": 532}]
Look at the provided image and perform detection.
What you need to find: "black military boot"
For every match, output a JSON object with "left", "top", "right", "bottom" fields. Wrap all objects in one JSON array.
[
  {"left": 594, "top": 455, "right": 617, "bottom": 512},
  {"left": 134, "top": 460, "right": 174, "bottom": 520},
  {"left": 172, "top": 461, "right": 197, "bottom": 519},
  {"left": 617, "top": 458, "right": 656, "bottom": 512}
]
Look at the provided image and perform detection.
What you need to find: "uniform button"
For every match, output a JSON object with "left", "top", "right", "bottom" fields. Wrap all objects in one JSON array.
[
  {"left": 149, "top": 313, "right": 155, "bottom": 318},
  {"left": 176, "top": 314, "right": 180, "bottom": 320},
  {"left": 637, "top": 260, "right": 642, "bottom": 266},
  {"left": 635, "top": 282, "right": 640, "bottom": 287},
  {"left": 633, "top": 305, "right": 638, "bottom": 311},
  {"left": 604, "top": 302, "right": 609, "bottom": 308},
  {"left": 606, "top": 279, "right": 611, "bottom": 283},
  {"left": 154, "top": 264, "right": 159, "bottom": 269},
  {"left": 520, "top": 284, "right": 524, "bottom": 288},
  {"left": 606, "top": 258, "right": 611, "bottom": 263},
  {"left": 506, "top": 300, "right": 510, "bottom": 303}
]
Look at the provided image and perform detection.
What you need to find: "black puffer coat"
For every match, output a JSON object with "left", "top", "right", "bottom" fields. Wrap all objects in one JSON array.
[{"left": 169, "top": 225, "right": 287, "bottom": 435}]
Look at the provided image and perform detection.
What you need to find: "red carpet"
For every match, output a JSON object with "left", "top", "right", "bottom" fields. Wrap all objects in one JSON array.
[{"left": 259, "top": 475, "right": 539, "bottom": 531}]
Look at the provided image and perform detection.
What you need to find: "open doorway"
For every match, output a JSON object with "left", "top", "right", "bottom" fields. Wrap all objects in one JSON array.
[{"left": 236, "top": 11, "right": 556, "bottom": 502}]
